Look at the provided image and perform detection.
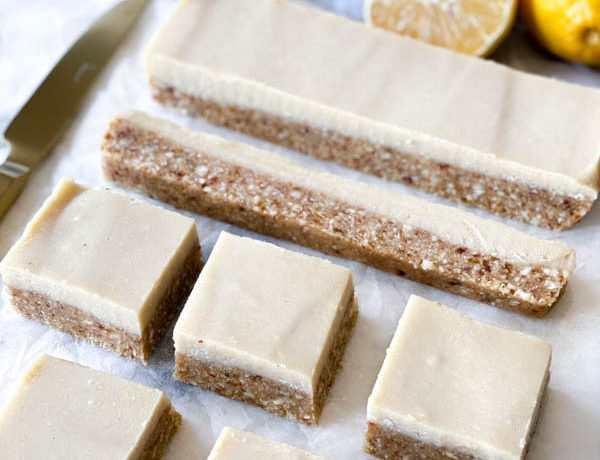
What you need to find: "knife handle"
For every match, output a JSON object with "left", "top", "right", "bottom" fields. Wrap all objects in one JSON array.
[{"left": 0, "top": 157, "right": 30, "bottom": 220}]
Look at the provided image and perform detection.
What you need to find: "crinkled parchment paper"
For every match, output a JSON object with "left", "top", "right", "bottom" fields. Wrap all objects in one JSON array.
[{"left": 0, "top": 1, "right": 599, "bottom": 458}]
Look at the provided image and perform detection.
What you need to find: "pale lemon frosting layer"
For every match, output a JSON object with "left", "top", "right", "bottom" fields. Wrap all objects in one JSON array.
[
  {"left": 120, "top": 110, "right": 575, "bottom": 272},
  {"left": 0, "top": 178, "right": 198, "bottom": 334},
  {"left": 207, "top": 427, "right": 329, "bottom": 460},
  {"left": 146, "top": 0, "right": 600, "bottom": 198},
  {"left": 367, "top": 295, "right": 552, "bottom": 460},
  {"left": 173, "top": 231, "right": 353, "bottom": 394},
  {"left": 0, "top": 355, "right": 169, "bottom": 460}
]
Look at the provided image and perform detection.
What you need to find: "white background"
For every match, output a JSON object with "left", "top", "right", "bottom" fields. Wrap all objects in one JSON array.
[{"left": 0, "top": 1, "right": 599, "bottom": 459}]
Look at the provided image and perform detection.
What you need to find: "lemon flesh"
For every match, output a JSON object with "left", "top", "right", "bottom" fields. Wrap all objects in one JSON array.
[{"left": 365, "top": 0, "right": 517, "bottom": 56}]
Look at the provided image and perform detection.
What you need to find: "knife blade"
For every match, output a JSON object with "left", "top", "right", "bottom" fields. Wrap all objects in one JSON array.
[{"left": 0, "top": 0, "right": 149, "bottom": 219}]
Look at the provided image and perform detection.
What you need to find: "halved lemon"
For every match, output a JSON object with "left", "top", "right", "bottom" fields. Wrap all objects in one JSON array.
[{"left": 364, "top": 0, "right": 518, "bottom": 56}]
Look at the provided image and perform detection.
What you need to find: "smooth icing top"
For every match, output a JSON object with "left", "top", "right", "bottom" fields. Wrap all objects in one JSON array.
[
  {"left": 173, "top": 231, "right": 353, "bottom": 393},
  {"left": 207, "top": 427, "right": 328, "bottom": 460},
  {"left": 146, "top": 0, "right": 600, "bottom": 197},
  {"left": 0, "top": 178, "right": 198, "bottom": 334},
  {"left": 121, "top": 110, "right": 576, "bottom": 272},
  {"left": 367, "top": 295, "right": 552, "bottom": 460},
  {"left": 0, "top": 355, "right": 168, "bottom": 459}
]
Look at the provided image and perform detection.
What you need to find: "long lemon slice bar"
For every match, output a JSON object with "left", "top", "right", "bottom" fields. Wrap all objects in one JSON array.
[
  {"left": 144, "top": 0, "right": 600, "bottom": 230},
  {"left": 102, "top": 110, "right": 575, "bottom": 317}
]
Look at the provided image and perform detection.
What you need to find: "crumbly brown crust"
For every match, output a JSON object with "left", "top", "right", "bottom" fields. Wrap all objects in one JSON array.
[
  {"left": 365, "top": 422, "right": 477, "bottom": 460},
  {"left": 174, "top": 296, "right": 358, "bottom": 425},
  {"left": 364, "top": 370, "right": 551, "bottom": 460},
  {"left": 102, "top": 117, "right": 570, "bottom": 316},
  {"left": 141, "top": 403, "right": 181, "bottom": 460},
  {"left": 151, "top": 83, "right": 594, "bottom": 231},
  {"left": 6, "top": 246, "right": 201, "bottom": 363}
]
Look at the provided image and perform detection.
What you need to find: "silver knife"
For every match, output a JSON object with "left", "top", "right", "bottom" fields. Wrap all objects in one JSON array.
[{"left": 0, "top": 0, "right": 149, "bottom": 219}]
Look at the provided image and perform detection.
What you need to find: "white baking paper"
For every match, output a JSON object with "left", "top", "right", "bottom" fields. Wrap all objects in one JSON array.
[{"left": 0, "top": 1, "right": 598, "bottom": 458}]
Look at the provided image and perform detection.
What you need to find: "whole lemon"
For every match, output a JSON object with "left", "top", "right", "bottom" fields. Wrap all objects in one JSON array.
[{"left": 521, "top": 0, "right": 600, "bottom": 66}]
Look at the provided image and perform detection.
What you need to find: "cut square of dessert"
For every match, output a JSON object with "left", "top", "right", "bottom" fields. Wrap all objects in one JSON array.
[
  {"left": 0, "top": 178, "right": 201, "bottom": 363},
  {"left": 173, "top": 231, "right": 358, "bottom": 425},
  {"left": 0, "top": 355, "right": 181, "bottom": 460},
  {"left": 102, "top": 111, "right": 576, "bottom": 317},
  {"left": 144, "top": 0, "right": 600, "bottom": 230},
  {"left": 207, "top": 427, "right": 328, "bottom": 460},
  {"left": 366, "top": 295, "right": 552, "bottom": 460}
]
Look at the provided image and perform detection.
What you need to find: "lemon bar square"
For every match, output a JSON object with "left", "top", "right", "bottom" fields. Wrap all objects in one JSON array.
[
  {"left": 366, "top": 295, "right": 551, "bottom": 459},
  {"left": 0, "top": 178, "right": 201, "bottom": 362},
  {"left": 173, "top": 232, "right": 358, "bottom": 424},
  {"left": 0, "top": 355, "right": 181, "bottom": 459},
  {"left": 207, "top": 427, "right": 328, "bottom": 460}
]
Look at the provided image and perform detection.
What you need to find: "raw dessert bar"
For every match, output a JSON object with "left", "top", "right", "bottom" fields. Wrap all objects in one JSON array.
[
  {"left": 102, "top": 111, "right": 575, "bottom": 316},
  {"left": 0, "top": 355, "right": 181, "bottom": 460},
  {"left": 366, "top": 295, "right": 551, "bottom": 460},
  {"left": 144, "top": 0, "right": 600, "bottom": 230},
  {"left": 207, "top": 427, "right": 329, "bottom": 460},
  {"left": 173, "top": 231, "right": 358, "bottom": 424},
  {"left": 0, "top": 178, "right": 201, "bottom": 363}
]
